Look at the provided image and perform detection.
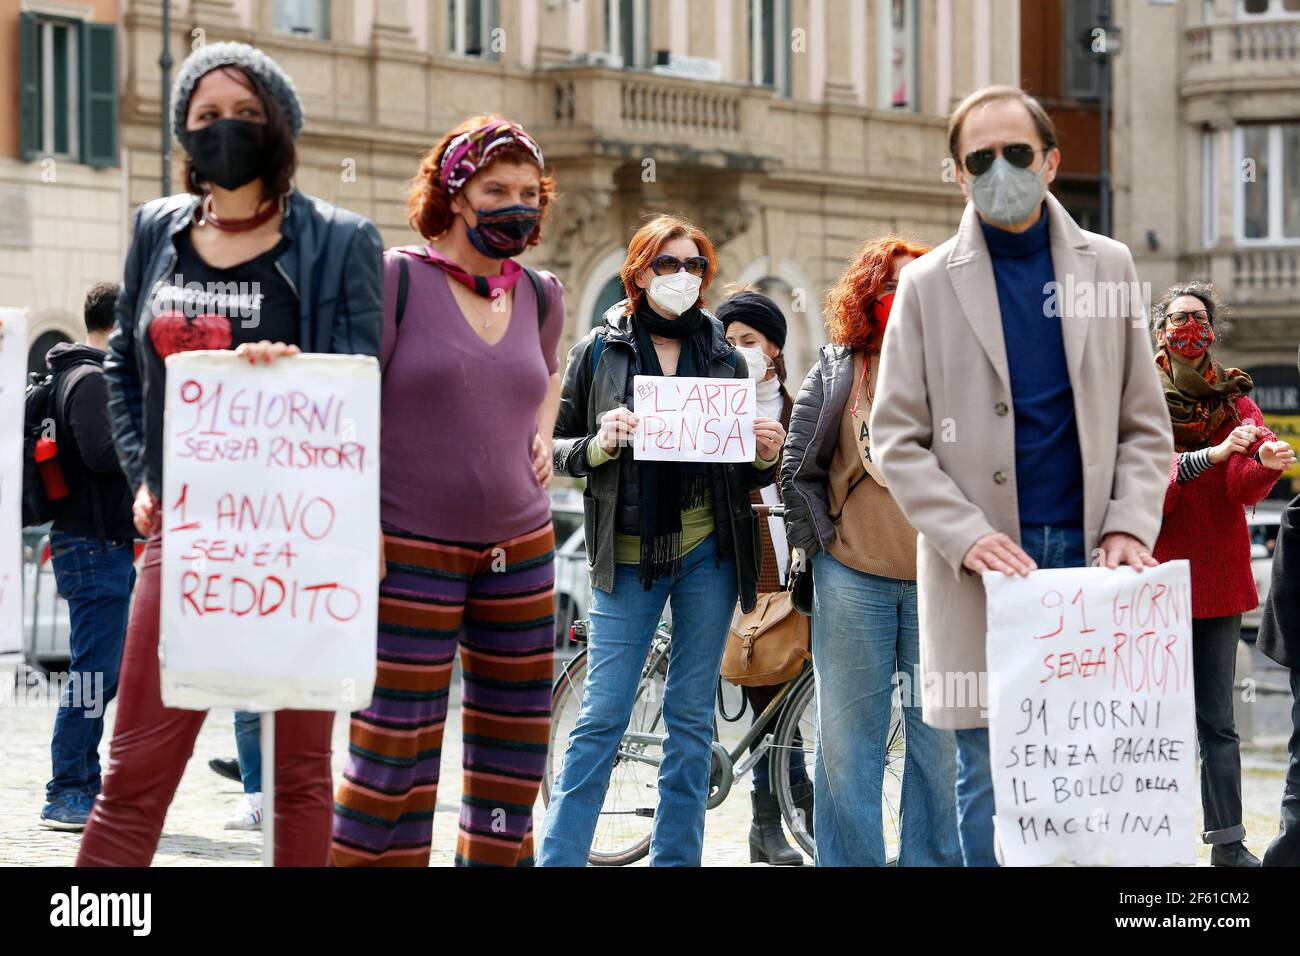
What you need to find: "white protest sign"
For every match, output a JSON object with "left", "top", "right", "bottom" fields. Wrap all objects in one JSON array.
[
  {"left": 0, "top": 309, "right": 27, "bottom": 659},
  {"left": 631, "top": 375, "right": 756, "bottom": 463},
  {"left": 983, "top": 561, "right": 1198, "bottom": 866},
  {"left": 160, "top": 351, "right": 380, "bottom": 712}
]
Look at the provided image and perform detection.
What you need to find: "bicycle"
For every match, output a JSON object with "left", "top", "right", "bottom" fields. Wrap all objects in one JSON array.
[{"left": 542, "top": 504, "right": 907, "bottom": 866}]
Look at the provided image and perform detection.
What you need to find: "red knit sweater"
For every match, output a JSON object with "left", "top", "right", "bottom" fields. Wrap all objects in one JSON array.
[{"left": 1153, "top": 396, "right": 1281, "bottom": 620}]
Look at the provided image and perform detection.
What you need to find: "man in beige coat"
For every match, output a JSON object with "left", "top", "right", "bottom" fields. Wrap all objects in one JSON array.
[{"left": 870, "top": 87, "right": 1173, "bottom": 866}]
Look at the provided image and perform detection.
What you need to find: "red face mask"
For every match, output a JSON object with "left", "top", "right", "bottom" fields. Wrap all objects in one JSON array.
[
  {"left": 873, "top": 292, "right": 895, "bottom": 336},
  {"left": 1165, "top": 320, "right": 1214, "bottom": 360}
]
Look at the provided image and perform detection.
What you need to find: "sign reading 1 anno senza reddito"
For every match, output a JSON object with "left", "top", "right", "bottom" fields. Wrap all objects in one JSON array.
[
  {"left": 983, "top": 561, "right": 1198, "bottom": 866},
  {"left": 160, "top": 351, "right": 380, "bottom": 713}
]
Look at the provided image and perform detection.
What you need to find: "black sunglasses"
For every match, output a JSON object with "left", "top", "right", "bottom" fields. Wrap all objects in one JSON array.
[
  {"left": 651, "top": 255, "right": 710, "bottom": 278},
  {"left": 962, "top": 143, "right": 1048, "bottom": 177}
]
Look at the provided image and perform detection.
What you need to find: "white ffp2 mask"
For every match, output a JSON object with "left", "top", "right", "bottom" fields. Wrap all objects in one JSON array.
[{"left": 647, "top": 271, "right": 702, "bottom": 317}]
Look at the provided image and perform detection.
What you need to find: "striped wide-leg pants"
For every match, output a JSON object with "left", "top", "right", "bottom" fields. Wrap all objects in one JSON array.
[{"left": 330, "top": 522, "right": 555, "bottom": 866}]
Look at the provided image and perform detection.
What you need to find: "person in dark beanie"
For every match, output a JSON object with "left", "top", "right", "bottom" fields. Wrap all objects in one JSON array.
[
  {"left": 80, "top": 41, "right": 383, "bottom": 867},
  {"left": 39, "top": 281, "right": 137, "bottom": 832},
  {"left": 718, "top": 289, "right": 811, "bottom": 865}
]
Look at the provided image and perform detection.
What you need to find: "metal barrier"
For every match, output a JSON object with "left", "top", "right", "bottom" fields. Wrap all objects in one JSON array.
[{"left": 22, "top": 526, "right": 70, "bottom": 669}]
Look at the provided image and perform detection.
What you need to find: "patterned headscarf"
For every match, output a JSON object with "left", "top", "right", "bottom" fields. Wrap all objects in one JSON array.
[{"left": 438, "top": 119, "right": 545, "bottom": 196}]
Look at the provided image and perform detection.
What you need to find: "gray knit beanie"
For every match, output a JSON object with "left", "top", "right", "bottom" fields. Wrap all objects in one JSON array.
[{"left": 171, "top": 41, "right": 304, "bottom": 151}]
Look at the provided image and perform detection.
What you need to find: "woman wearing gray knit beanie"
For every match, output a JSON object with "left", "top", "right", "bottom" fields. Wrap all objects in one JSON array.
[{"left": 78, "top": 42, "right": 384, "bottom": 868}]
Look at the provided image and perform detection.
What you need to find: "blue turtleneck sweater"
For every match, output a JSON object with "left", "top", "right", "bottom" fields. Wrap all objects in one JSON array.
[{"left": 979, "top": 204, "right": 1084, "bottom": 528}]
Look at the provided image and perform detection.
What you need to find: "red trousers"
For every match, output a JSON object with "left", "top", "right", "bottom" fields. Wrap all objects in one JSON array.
[{"left": 76, "top": 535, "right": 335, "bottom": 866}]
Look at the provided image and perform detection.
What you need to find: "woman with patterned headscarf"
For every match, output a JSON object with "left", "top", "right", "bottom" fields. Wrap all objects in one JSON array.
[
  {"left": 1151, "top": 281, "right": 1296, "bottom": 867},
  {"left": 329, "top": 115, "right": 565, "bottom": 867}
]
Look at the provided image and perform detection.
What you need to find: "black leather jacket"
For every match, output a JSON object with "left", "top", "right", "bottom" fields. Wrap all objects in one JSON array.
[
  {"left": 553, "top": 302, "right": 773, "bottom": 613},
  {"left": 104, "top": 191, "right": 384, "bottom": 495},
  {"left": 780, "top": 344, "right": 856, "bottom": 557}
]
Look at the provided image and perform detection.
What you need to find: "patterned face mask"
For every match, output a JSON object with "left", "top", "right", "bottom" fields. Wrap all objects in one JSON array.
[
  {"left": 1165, "top": 320, "right": 1215, "bottom": 360},
  {"left": 462, "top": 204, "right": 541, "bottom": 259}
]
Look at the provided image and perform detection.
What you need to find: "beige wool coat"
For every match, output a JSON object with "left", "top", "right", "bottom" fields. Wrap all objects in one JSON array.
[{"left": 870, "top": 194, "right": 1174, "bottom": 730}]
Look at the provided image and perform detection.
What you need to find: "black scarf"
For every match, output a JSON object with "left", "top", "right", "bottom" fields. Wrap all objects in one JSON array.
[{"left": 631, "top": 299, "right": 715, "bottom": 589}]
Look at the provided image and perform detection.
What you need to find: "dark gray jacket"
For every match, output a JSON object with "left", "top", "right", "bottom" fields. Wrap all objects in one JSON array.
[
  {"left": 105, "top": 190, "right": 383, "bottom": 495},
  {"left": 780, "top": 344, "right": 856, "bottom": 558},
  {"left": 553, "top": 301, "right": 773, "bottom": 612}
]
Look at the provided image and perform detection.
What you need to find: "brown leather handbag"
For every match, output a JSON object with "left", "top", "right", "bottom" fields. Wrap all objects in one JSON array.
[{"left": 721, "top": 588, "right": 811, "bottom": 687}]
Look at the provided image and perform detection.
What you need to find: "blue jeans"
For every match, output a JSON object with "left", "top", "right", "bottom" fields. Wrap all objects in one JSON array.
[
  {"left": 811, "top": 551, "right": 962, "bottom": 866},
  {"left": 539, "top": 535, "right": 736, "bottom": 866},
  {"left": 46, "top": 533, "right": 136, "bottom": 801},
  {"left": 234, "top": 711, "right": 262, "bottom": 793},
  {"left": 954, "top": 523, "right": 1086, "bottom": 867}
]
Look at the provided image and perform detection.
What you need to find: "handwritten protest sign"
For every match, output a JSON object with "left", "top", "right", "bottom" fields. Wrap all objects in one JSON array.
[
  {"left": 984, "top": 561, "right": 1198, "bottom": 866},
  {"left": 631, "top": 375, "right": 756, "bottom": 463},
  {"left": 0, "top": 310, "right": 26, "bottom": 660},
  {"left": 160, "top": 351, "right": 380, "bottom": 712}
]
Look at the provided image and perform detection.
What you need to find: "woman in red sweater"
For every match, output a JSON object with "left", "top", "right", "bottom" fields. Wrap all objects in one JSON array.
[{"left": 1151, "top": 282, "right": 1296, "bottom": 867}]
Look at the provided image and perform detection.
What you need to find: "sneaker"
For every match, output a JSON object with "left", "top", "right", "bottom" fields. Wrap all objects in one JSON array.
[
  {"left": 223, "top": 792, "right": 263, "bottom": 830},
  {"left": 39, "top": 793, "right": 90, "bottom": 832}
]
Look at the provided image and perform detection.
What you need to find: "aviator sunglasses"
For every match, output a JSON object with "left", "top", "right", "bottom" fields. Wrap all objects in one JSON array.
[{"left": 962, "top": 142, "right": 1049, "bottom": 177}]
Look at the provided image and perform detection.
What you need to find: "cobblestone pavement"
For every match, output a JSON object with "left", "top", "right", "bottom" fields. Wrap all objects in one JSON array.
[{"left": 0, "top": 661, "right": 1291, "bottom": 867}]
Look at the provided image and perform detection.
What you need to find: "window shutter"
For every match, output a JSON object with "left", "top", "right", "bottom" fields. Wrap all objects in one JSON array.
[
  {"left": 487, "top": 0, "right": 499, "bottom": 61},
  {"left": 19, "top": 12, "right": 40, "bottom": 160},
  {"left": 79, "top": 22, "right": 118, "bottom": 168}
]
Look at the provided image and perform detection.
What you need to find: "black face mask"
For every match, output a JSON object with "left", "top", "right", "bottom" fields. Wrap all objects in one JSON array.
[{"left": 187, "top": 118, "right": 266, "bottom": 190}]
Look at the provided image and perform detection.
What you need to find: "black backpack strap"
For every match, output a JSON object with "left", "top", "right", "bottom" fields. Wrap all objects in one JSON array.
[
  {"left": 395, "top": 254, "right": 410, "bottom": 330},
  {"left": 522, "top": 265, "right": 547, "bottom": 329}
]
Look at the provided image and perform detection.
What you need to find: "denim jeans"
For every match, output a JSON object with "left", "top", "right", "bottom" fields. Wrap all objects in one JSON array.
[
  {"left": 46, "top": 533, "right": 136, "bottom": 801},
  {"left": 234, "top": 711, "right": 262, "bottom": 794},
  {"left": 811, "top": 551, "right": 962, "bottom": 866},
  {"left": 538, "top": 535, "right": 736, "bottom": 867},
  {"left": 954, "top": 523, "right": 1086, "bottom": 867}
]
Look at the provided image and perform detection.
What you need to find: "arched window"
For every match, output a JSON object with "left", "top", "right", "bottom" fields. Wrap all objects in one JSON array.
[{"left": 27, "top": 330, "right": 71, "bottom": 378}]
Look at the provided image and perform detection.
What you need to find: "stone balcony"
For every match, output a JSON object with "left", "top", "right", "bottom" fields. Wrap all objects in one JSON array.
[
  {"left": 1182, "top": 18, "right": 1300, "bottom": 118},
  {"left": 1179, "top": 244, "right": 1300, "bottom": 350},
  {"left": 534, "top": 66, "right": 782, "bottom": 174}
]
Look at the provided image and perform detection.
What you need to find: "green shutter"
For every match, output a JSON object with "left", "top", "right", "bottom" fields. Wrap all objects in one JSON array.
[
  {"left": 19, "top": 13, "right": 40, "bottom": 160},
  {"left": 79, "top": 22, "right": 118, "bottom": 168},
  {"left": 488, "top": 0, "right": 499, "bottom": 61}
]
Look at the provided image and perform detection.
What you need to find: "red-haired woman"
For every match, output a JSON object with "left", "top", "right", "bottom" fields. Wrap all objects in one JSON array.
[
  {"left": 781, "top": 236, "right": 961, "bottom": 867},
  {"left": 329, "top": 116, "right": 563, "bottom": 867},
  {"left": 539, "top": 215, "right": 786, "bottom": 866}
]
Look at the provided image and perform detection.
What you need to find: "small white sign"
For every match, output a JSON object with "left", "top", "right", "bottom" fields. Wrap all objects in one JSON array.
[
  {"left": 984, "top": 561, "right": 1199, "bottom": 866},
  {"left": 631, "top": 375, "right": 756, "bottom": 463}
]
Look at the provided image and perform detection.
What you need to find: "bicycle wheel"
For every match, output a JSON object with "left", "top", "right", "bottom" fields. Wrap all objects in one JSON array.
[
  {"left": 770, "top": 670, "right": 906, "bottom": 865},
  {"left": 543, "top": 635, "right": 671, "bottom": 866},
  {"left": 770, "top": 670, "right": 817, "bottom": 859}
]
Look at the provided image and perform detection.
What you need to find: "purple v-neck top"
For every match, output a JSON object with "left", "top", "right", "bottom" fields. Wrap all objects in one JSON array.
[{"left": 379, "top": 249, "right": 564, "bottom": 544}]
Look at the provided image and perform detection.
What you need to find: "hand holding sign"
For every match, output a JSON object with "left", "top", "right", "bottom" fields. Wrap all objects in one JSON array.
[
  {"left": 631, "top": 375, "right": 757, "bottom": 463},
  {"left": 598, "top": 406, "right": 639, "bottom": 455}
]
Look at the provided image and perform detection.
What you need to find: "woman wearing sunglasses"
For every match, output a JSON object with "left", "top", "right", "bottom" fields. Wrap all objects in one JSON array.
[
  {"left": 539, "top": 215, "right": 785, "bottom": 866},
  {"left": 329, "top": 115, "right": 564, "bottom": 867},
  {"left": 1150, "top": 282, "right": 1295, "bottom": 867},
  {"left": 782, "top": 236, "right": 962, "bottom": 867}
]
